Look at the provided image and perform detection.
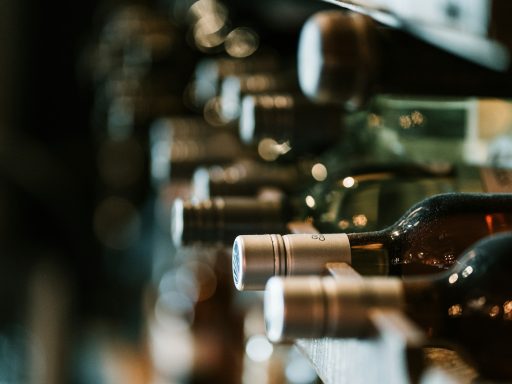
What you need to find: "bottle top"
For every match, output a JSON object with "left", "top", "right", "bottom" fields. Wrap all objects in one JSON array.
[
  {"left": 171, "top": 197, "right": 288, "bottom": 247},
  {"left": 298, "top": 10, "right": 376, "bottom": 109},
  {"left": 232, "top": 233, "right": 352, "bottom": 291}
]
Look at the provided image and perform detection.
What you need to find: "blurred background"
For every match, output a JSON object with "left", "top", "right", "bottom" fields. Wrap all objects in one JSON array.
[{"left": 0, "top": 1, "right": 332, "bottom": 383}]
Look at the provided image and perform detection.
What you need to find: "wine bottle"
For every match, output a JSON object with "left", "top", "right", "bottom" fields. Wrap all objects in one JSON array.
[
  {"left": 233, "top": 193, "right": 512, "bottom": 290},
  {"left": 171, "top": 196, "right": 290, "bottom": 247},
  {"left": 239, "top": 93, "right": 344, "bottom": 158},
  {"left": 264, "top": 232, "right": 512, "bottom": 381},
  {"left": 191, "top": 158, "right": 316, "bottom": 200},
  {"left": 178, "top": 162, "right": 511, "bottom": 247},
  {"left": 219, "top": 71, "right": 300, "bottom": 122},
  {"left": 188, "top": 54, "right": 282, "bottom": 110},
  {"left": 240, "top": 88, "right": 512, "bottom": 169},
  {"left": 298, "top": 10, "right": 512, "bottom": 109},
  {"left": 173, "top": 162, "right": 460, "bottom": 246},
  {"left": 149, "top": 117, "right": 250, "bottom": 185}
]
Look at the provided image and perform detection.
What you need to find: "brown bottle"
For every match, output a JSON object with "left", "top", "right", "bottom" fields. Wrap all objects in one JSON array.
[{"left": 233, "top": 193, "right": 512, "bottom": 290}]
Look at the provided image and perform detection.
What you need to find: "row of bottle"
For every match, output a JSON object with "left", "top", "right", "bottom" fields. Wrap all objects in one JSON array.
[{"left": 148, "top": 5, "right": 512, "bottom": 384}]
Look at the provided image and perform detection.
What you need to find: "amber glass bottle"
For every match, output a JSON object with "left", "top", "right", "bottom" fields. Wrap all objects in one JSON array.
[{"left": 233, "top": 193, "right": 512, "bottom": 290}]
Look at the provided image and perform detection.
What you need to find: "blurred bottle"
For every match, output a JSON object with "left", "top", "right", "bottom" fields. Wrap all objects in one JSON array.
[
  {"left": 219, "top": 71, "right": 300, "bottom": 122},
  {"left": 176, "top": 159, "right": 512, "bottom": 249},
  {"left": 191, "top": 158, "right": 316, "bottom": 200},
  {"left": 186, "top": 54, "right": 283, "bottom": 113},
  {"left": 239, "top": 93, "right": 344, "bottom": 159},
  {"left": 298, "top": 10, "right": 512, "bottom": 110},
  {"left": 150, "top": 116, "right": 252, "bottom": 186},
  {"left": 233, "top": 192, "right": 512, "bottom": 290},
  {"left": 171, "top": 195, "right": 289, "bottom": 247},
  {"left": 264, "top": 232, "right": 512, "bottom": 381}
]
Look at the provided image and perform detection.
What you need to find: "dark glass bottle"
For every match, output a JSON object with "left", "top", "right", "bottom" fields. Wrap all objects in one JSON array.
[
  {"left": 233, "top": 193, "right": 512, "bottom": 290},
  {"left": 191, "top": 158, "right": 316, "bottom": 200},
  {"left": 173, "top": 161, "right": 460, "bottom": 247},
  {"left": 239, "top": 93, "right": 344, "bottom": 158},
  {"left": 219, "top": 71, "right": 300, "bottom": 122},
  {"left": 171, "top": 196, "right": 290, "bottom": 247},
  {"left": 149, "top": 117, "right": 249, "bottom": 185},
  {"left": 298, "top": 10, "right": 512, "bottom": 109},
  {"left": 264, "top": 232, "right": 512, "bottom": 381},
  {"left": 178, "top": 163, "right": 512, "bottom": 248}
]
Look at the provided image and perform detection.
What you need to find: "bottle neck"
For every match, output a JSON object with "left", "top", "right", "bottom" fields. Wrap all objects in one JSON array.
[
  {"left": 347, "top": 228, "right": 447, "bottom": 276},
  {"left": 346, "top": 231, "right": 391, "bottom": 276}
]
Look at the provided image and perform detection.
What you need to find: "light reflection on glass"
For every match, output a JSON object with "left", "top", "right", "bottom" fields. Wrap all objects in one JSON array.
[
  {"left": 448, "top": 273, "right": 458, "bottom": 284},
  {"left": 257, "top": 138, "right": 291, "bottom": 161},
  {"left": 93, "top": 197, "right": 141, "bottom": 250},
  {"left": 503, "top": 301, "right": 512, "bottom": 320},
  {"left": 341, "top": 176, "right": 355, "bottom": 188},
  {"left": 149, "top": 312, "right": 194, "bottom": 379},
  {"left": 188, "top": 0, "right": 228, "bottom": 51},
  {"left": 352, "top": 214, "right": 368, "bottom": 228},
  {"left": 155, "top": 291, "right": 195, "bottom": 322},
  {"left": 225, "top": 27, "right": 259, "bottom": 58},
  {"left": 462, "top": 265, "right": 474, "bottom": 278},
  {"left": 367, "top": 113, "right": 381, "bottom": 128},
  {"left": 305, "top": 195, "right": 316, "bottom": 209},
  {"left": 193, "top": 17, "right": 227, "bottom": 49},
  {"left": 489, "top": 305, "right": 501, "bottom": 318},
  {"left": 311, "top": 163, "right": 328, "bottom": 181},
  {"left": 448, "top": 304, "right": 463, "bottom": 317},
  {"left": 399, "top": 115, "right": 412, "bottom": 129},
  {"left": 338, "top": 220, "right": 350, "bottom": 230},
  {"left": 411, "top": 111, "right": 424, "bottom": 125},
  {"left": 184, "top": 261, "right": 218, "bottom": 302}
]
